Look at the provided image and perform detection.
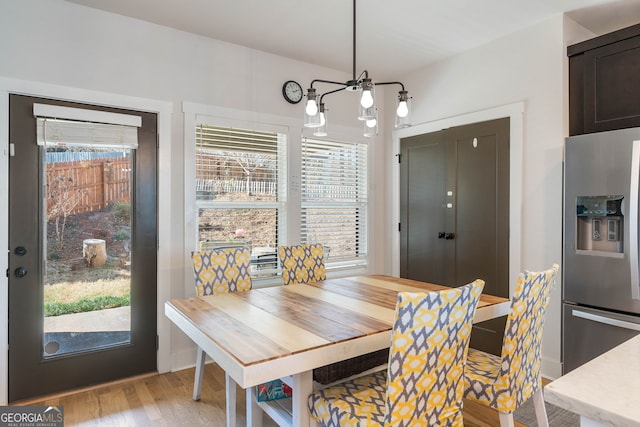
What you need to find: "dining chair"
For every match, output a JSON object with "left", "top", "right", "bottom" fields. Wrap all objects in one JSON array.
[
  {"left": 278, "top": 243, "right": 326, "bottom": 285},
  {"left": 463, "top": 263, "right": 559, "bottom": 427},
  {"left": 190, "top": 247, "right": 252, "bottom": 426},
  {"left": 308, "top": 279, "right": 485, "bottom": 427}
]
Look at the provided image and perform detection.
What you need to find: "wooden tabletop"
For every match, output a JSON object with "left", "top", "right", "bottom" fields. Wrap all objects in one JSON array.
[{"left": 166, "top": 274, "right": 510, "bottom": 388}]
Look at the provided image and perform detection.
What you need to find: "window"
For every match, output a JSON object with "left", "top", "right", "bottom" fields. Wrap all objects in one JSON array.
[
  {"left": 194, "top": 124, "right": 286, "bottom": 275},
  {"left": 301, "top": 137, "right": 368, "bottom": 267}
]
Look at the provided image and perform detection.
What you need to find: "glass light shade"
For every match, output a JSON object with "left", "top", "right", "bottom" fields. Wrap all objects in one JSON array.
[
  {"left": 304, "top": 88, "right": 322, "bottom": 128},
  {"left": 363, "top": 110, "right": 378, "bottom": 137},
  {"left": 358, "top": 78, "right": 376, "bottom": 120},
  {"left": 305, "top": 110, "right": 321, "bottom": 128},
  {"left": 395, "top": 91, "right": 412, "bottom": 128},
  {"left": 313, "top": 105, "right": 327, "bottom": 136}
]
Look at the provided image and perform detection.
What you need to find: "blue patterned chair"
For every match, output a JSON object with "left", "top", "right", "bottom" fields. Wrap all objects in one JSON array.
[
  {"left": 190, "top": 247, "right": 252, "bottom": 426},
  {"left": 308, "top": 279, "right": 485, "bottom": 427},
  {"left": 278, "top": 243, "right": 326, "bottom": 285},
  {"left": 463, "top": 264, "right": 559, "bottom": 427}
]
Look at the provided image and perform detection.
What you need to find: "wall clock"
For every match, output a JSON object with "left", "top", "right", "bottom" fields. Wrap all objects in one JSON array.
[{"left": 282, "top": 80, "right": 303, "bottom": 104}]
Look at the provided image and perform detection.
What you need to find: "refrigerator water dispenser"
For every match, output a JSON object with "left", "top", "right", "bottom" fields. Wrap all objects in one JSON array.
[{"left": 576, "top": 195, "right": 623, "bottom": 254}]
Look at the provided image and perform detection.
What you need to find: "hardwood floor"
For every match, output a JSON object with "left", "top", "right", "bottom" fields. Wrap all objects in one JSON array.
[{"left": 17, "top": 363, "right": 529, "bottom": 426}]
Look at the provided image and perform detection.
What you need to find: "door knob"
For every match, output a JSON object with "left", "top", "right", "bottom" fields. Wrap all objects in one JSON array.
[
  {"left": 14, "top": 267, "right": 27, "bottom": 278},
  {"left": 438, "top": 232, "right": 446, "bottom": 239},
  {"left": 445, "top": 233, "right": 455, "bottom": 240}
]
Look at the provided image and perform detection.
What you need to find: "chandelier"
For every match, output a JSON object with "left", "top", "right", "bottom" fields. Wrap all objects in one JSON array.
[{"left": 303, "top": 0, "right": 412, "bottom": 137}]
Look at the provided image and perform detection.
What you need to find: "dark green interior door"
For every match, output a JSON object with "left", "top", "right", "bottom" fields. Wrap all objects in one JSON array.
[
  {"left": 399, "top": 117, "right": 510, "bottom": 355},
  {"left": 8, "top": 94, "right": 158, "bottom": 402}
]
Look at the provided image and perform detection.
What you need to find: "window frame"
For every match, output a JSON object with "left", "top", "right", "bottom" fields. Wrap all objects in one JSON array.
[{"left": 184, "top": 103, "right": 372, "bottom": 290}]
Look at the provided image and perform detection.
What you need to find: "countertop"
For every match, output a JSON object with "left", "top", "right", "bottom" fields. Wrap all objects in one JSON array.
[{"left": 544, "top": 333, "right": 640, "bottom": 426}]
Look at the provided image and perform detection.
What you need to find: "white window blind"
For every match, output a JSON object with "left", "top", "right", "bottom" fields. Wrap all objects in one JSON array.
[
  {"left": 195, "top": 123, "right": 286, "bottom": 276},
  {"left": 195, "top": 124, "right": 283, "bottom": 202},
  {"left": 34, "top": 104, "right": 141, "bottom": 149},
  {"left": 36, "top": 118, "right": 139, "bottom": 149},
  {"left": 301, "top": 137, "right": 368, "bottom": 266}
]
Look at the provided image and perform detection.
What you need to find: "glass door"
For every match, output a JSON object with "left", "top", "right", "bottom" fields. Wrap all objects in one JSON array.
[{"left": 8, "top": 94, "right": 158, "bottom": 402}]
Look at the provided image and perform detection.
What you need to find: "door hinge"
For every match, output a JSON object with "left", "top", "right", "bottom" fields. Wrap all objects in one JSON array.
[
  {"left": 398, "top": 222, "right": 401, "bottom": 232},
  {"left": 396, "top": 153, "right": 401, "bottom": 163},
  {"left": 156, "top": 335, "right": 159, "bottom": 351},
  {"left": 9, "top": 143, "right": 15, "bottom": 157}
]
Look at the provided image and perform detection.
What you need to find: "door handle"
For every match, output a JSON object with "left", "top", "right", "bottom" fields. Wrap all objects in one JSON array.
[
  {"left": 438, "top": 232, "right": 446, "bottom": 239},
  {"left": 14, "top": 267, "right": 27, "bottom": 278},
  {"left": 445, "top": 233, "right": 455, "bottom": 240},
  {"left": 14, "top": 246, "right": 27, "bottom": 256},
  {"left": 572, "top": 309, "right": 640, "bottom": 332}
]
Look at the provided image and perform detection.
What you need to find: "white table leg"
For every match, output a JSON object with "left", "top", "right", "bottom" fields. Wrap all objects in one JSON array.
[
  {"left": 193, "top": 347, "right": 206, "bottom": 401},
  {"left": 292, "top": 370, "right": 314, "bottom": 427},
  {"left": 246, "top": 386, "right": 263, "bottom": 427},
  {"left": 225, "top": 373, "right": 237, "bottom": 427}
]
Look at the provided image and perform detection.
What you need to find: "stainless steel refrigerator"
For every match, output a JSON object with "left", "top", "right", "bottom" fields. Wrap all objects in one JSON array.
[{"left": 563, "top": 127, "right": 640, "bottom": 374}]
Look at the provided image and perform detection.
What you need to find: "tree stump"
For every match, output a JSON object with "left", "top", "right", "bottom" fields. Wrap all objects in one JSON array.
[{"left": 83, "top": 239, "right": 107, "bottom": 267}]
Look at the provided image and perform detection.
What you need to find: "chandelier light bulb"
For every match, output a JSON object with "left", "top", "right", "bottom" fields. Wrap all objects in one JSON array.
[
  {"left": 397, "top": 101, "right": 409, "bottom": 118},
  {"left": 319, "top": 111, "right": 326, "bottom": 126},
  {"left": 366, "top": 117, "right": 377, "bottom": 128},
  {"left": 305, "top": 99, "right": 318, "bottom": 116},
  {"left": 360, "top": 90, "right": 374, "bottom": 108}
]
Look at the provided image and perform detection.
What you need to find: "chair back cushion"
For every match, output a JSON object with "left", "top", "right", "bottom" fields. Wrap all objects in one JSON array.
[
  {"left": 191, "top": 247, "right": 252, "bottom": 296},
  {"left": 384, "top": 280, "right": 484, "bottom": 426},
  {"left": 465, "top": 263, "right": 559, "bottom": 412},
  {"left": 278, "top": 243, "right": 326, "bottom": 285},
  {"left": 495, "top": 263, "right": 558, "bottom": 409}
]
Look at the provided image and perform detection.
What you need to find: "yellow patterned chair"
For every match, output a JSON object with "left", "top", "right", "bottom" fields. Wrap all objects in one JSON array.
[
  {"left": 463, "top": 263, "right": 559, "bottom": 427},
  {"left": 308, "top": 280, "right": 485, "bottom": 427},
  {"left": 278, "top": 243, "right": 326, "bottom": 285},
  {"left": 190, "top": 247, "right": 252, "bottom": 427}
]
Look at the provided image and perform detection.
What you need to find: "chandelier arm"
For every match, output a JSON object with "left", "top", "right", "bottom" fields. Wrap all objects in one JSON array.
[
  {"left": 319, "top": 87, "right": 348, "bottom": 103},
  {"left": 372, "top": 81, "right": 406, "bottom": 91},
  {"left": 311, "top": 79, "right": 348, "bottom": 89}
]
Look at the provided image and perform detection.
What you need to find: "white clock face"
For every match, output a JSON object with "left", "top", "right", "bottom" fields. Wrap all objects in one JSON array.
[{"left": 283, "top": 81, "right": 303, "bottom": 104}]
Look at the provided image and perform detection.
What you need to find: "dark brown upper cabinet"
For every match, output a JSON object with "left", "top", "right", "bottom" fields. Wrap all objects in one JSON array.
[{"left": 569, "top": 23, "right": 640, "bottom": 136}]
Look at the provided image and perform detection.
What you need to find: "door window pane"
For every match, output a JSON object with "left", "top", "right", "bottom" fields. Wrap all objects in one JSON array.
[{"left": 43, "top": 145, "right": 132, "bottom": 357}]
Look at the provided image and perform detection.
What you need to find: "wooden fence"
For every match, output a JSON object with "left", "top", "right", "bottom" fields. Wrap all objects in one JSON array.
[
  {"left": 46, "top": 158, "right": 131, "bottom": 216},
  {"left": 195, "top": 178, "right": 277, "bottom": 196}
]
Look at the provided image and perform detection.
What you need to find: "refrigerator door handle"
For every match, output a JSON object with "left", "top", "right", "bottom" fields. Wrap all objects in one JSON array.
[
  {"left": 629, "top": 140, "right": 640, "bottom": 300},
  {"left": 572, "top": 309, "right": 640, "bottom": 332}
]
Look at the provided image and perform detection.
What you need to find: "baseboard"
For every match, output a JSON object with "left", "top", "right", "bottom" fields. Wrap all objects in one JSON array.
[
  {"left": 170, "top": 345, "right": 212, "bottom": 372},
  {"left": 541, "top": 356, "right": 563, "bottom": 380}
]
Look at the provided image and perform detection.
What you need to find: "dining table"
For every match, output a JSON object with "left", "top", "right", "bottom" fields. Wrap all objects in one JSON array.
[{"left": 165, "top": 274, "right": 511, "bottom": 427}]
